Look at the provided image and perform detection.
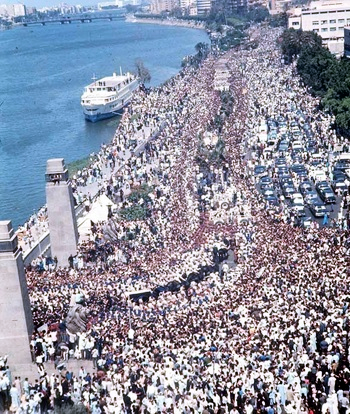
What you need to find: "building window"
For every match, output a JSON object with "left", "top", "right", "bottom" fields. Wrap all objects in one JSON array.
[
  {"left": 312, "top": 21, "right": 319, "bottom": 25},
  {"left": 321, "top": 20, "right": 327, "bottom": 24},
  {"left": 330, "top": 27, "right": 336, "bottom": 31},
  {"left": 292, "top": 21, "right": 299, "bottom": 26},
  {"left": 339, "top": 26, "right": 344, "bottom": 29},
  {"left": 321, "top": 27, "right": 328, "bottom": 32},
  {"left": 329, "top": 19, "right": 336, "bottom": 23},
  {"left": 313, "top": 29, "right": 319, "bottom": 32},
  {"left": 338, "top": 19, "right": 344, "bottom": 23}
]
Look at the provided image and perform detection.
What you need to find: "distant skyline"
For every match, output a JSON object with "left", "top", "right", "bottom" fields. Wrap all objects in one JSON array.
[{"left": 1, "top": 0, "right": 96, "bottom": 9}]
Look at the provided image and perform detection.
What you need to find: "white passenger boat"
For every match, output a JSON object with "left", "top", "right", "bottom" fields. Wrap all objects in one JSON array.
[{"left": 81, "top": 71, "right": 139, "bottom": 122}]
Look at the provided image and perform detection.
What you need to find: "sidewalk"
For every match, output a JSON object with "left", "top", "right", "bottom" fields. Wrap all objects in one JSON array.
[{"left": 18, "top": 124, "right": 155, "bottom": 256}]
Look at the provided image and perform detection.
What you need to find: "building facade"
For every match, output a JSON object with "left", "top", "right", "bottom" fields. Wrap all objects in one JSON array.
[
  {"left": 150, "top": 0, "right": 180, "bottom": 13},
  {"left": 289, "top": 0, "right": 350, "bottom": 54},
  {"left": 0, "top": 3, "right": 26, "bottom": 17}
]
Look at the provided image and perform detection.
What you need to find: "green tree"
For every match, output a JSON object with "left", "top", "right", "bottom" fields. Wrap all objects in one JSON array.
[
  {"left": 269, "top": 12, "right": 288, "bottom": 27},
  {"left": 297, "top": 45, "right": 334, "bottom": 95},
  {"left": 134, "top": 59, "right": 151, "bottom": 84},
  {"left": 195, "top": 42, "right": 209, "bottom": 59},
  {"left": 335, "top": 97, "right": 350, "bottom": 132},
  {"left": 246, "top": 6, "right": 269, "bottom": 22},
  {"left": 281, "top": 29, "right": 322, "bottom": 62}
]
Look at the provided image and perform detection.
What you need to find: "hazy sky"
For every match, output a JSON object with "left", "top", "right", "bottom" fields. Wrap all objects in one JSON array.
[{"left": 4, "top": 0, "right": 96, "bottom": 9}]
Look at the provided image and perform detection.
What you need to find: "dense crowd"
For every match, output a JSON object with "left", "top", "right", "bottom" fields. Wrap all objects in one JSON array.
[{"left": 2, "top": 25, "right": 350, "bottom": 414}]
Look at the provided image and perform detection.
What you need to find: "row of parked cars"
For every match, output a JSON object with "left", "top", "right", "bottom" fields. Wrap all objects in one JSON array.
[{"left": 253, "top": 114, "right": 349, "bottom": 226}]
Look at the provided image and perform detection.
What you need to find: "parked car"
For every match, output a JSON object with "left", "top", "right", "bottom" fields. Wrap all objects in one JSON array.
[
  {"left": 304, "top": 191, "right": 319, "bottom": 207},
  {"left": 332, "top": 179, "right": 347, "bottom": 194},
  {"left": 291, "top": 200, "right": 306, "bottom": 217},
  {"left": 254, "top": 165, "right": 266, "bottom": 176},
  {"left": 318, "top": 188, "right": 336, "bottom": 204},
  {"left": 309, "top": 201, "right": 328, "bottom": 218},
  {"left": 299, "top": 181, "right": 313, "bottom": 196},
  {"left": 265, "top": 195, "right": 279, "bottom": 206},
  {"left": 283, "top": 185, "right": 296, "bottom": 198},
  {"left": 300, "top": 216, "right": 313, "bottom": 228}
]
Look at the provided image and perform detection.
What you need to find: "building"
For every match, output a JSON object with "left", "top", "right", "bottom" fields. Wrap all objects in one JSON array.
[
  {"left": 196, "top": 0, "right": 211, "bottom": 14},
  {"left": 211, "top": 0, "right": 248, "bottom": 16},
  {"left": 344, "top": 25, "right": 350, "bottom": 55},
  {"left": 289, "top": 0, "right": 350, "bottom": 54},
  {"left": 0, "top": 3, "right": 26, "bottom": 17},
  {"left": 150, "top": 0, "right": 179, "bottom": 13},
  {"left": 180, "top": 0, "right": 197, "bottom": 14},
  {"left": 98, "top": 0, "right": 122, "bottom": 9}
]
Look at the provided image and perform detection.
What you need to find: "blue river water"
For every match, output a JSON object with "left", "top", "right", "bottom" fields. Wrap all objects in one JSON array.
[{"left": 0, "top": 20, "right": 208, "bottom": 228}]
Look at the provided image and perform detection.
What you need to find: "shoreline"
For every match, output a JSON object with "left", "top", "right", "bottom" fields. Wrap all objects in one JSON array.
[
  {"left": 16, "top": 50, "right": 205, "bottom": 253},
  {"left": 126, "top": 15, "right": 206, "bottom": 31}
]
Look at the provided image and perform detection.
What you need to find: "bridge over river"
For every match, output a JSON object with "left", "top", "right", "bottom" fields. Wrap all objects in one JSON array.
[{"left": 21, "top": 14, "right": 125, "bottom": 26}]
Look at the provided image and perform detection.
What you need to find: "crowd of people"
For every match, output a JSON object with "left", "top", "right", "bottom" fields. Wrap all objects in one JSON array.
[{"left": 2, "top": 25, "right": 350, "bottom": 414}]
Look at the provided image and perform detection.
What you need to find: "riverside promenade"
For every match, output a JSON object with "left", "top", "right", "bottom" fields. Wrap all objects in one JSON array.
[
  {"left": 125, "top": 15, "right": 206, "bottom": 30},
  {"left": 16, "top": 123, "right": 156, "bottom": 262}
]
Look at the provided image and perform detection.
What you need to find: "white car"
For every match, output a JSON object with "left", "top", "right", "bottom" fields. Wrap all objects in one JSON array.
[{"left": 291, "top": 193, "right": 304, "bottom": 205}]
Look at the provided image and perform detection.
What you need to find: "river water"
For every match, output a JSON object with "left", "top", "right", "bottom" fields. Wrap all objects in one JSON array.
[{"left": 0, "top": 19, "right": 208, "bottom": 228}]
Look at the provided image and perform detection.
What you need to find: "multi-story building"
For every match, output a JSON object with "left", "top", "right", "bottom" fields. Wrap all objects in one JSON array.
[
  {"left": 0, "top": 3, "right": 26, "bottom": 17},
  {"left": 180, "top": 0, "right": 197, "bottom": 14},
  {"left": 98, "top": 0, "right": 122, "bottom": 9},
  {"left": 289, "top": 0, "right": 350, "bottom": 54},
  {"left": 211, "top": 0, "right": 247, "bottom": 16},
  {"left": 344, "top": 25, "right": 350, "bottom": 55},
  {"left": 196, "top": 0, "right": 211, "bottom": 14},
  {"left": 150, "top": 0, "right": 180, "bottom": 13}
]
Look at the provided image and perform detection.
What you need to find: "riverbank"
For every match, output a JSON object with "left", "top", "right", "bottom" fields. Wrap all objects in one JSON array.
[
  {"left": 0, "top": 20, "right": 208, "bottom": 228},
  {"left": 126, "top": 15, "right": 206, "bottom": 30}
]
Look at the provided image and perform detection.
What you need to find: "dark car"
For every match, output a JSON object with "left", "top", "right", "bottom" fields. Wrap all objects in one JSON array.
[
  {"left": 299, "top": 181, "right": 313, "bottom": 196},
  {"left": 275, "top": 157, "right": 287, "bottom": 167},
  {"left": 291, "top": 164, "right": 308, "bottom": 177},
  {"left": 261, "top": 186, "right": 275, "bottom": 196},
  {"left": 265, "top": 195, "right": 279, "bottom": 206},
  {"left": 280, "top": 176, "right": 294, "bottom": 187},
  {"left": 291, "top": 154, "right": 303, "bottom": 163},
  {"left": 333, "top": 171, "right": 347, "bottom": 181},
  {"left": 254, "top": 165, "right": 266, "bottom": 176},
  {"left": 309, "top": 201, "right": 328, "bottom": 218},
  {"left": 291, "top": 200, "right": 306, "bottom": 217},
  {"left": 334, "top": 160, "right": 350, "bottom": 172},
  {"left": 300, "top": 216, "right": 313, "bottom": 228},
  {"left": 277, "top": 166, "right": 289, "bottom": 175},
  {"left": 332, "top": 179, "right": 347, "bottom": 194},
  {"left": 260, "top": 176, "right": 272, "bottom": 184},
  {"left": 260, "top": 176, "right": 273, "bottom": 190},
  {"left": 278, "top": 141, "right": 289, "bottom": 152},
  {"left": 316, "top": 181, "right": 331, "bottom": 191},
  {"left": 283, "top": 185, "right": 296, "bottom": 198},
  {"left": 318, "top": 188, "right": 337, "bottom": 204},
  {"left": 304, "top": 191, "right": 319, "bottom": 207}
]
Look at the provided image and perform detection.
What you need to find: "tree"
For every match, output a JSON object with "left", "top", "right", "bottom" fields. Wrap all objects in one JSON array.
[
  {"left": 195, "top": 42, "right": 209, "bottom": 59},
  {"left": 281, "top": 29, "right": 323, "bottom": 62},
  {"left": 246, "top": 6, "right": 269, "bottom": 23},
  {"left": 269, "top": 12, "right": 288, "bottom": 27},
  {"left": 335, "top": 97, "right": 350, "bottom": 133},
  {"left": 297, "top": 45, "right": 334, "bottom": 95},
  {"left": 134, "top": 59, "right": 151, "bottom": 84}
]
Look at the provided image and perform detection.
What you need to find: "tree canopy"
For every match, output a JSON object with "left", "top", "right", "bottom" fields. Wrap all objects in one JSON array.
[
  {"left": 134, "top": 59, "right": 151, "bottom": 84},
  {"left": 282, "top": 27, "right": 350, "bottom": 135}
]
